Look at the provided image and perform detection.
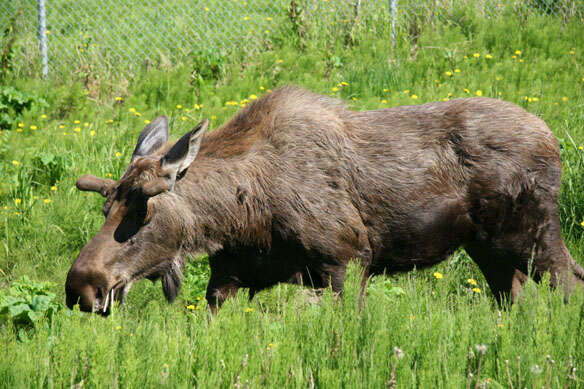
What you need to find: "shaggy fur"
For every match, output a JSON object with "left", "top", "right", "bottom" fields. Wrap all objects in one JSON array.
[{"left": 66, "top": 86, "right": 584, "bottom": 314}]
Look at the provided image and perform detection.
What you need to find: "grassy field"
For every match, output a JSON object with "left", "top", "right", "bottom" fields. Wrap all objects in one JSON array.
[{"left": 1, "top": 2, "right": 584, "bottom": 387}]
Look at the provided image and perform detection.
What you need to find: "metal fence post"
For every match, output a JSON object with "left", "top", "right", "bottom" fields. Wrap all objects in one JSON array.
[
  {"left": 37, "top": 0, "right": 48, "bottom": 79},
  {"left": 390, "top": 0, "right": 397, "bottom": 47}
]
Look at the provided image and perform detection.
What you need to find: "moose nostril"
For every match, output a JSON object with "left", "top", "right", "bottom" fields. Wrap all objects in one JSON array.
[{"left": 65, "top": 268, "right": 100, "bottom": 312}]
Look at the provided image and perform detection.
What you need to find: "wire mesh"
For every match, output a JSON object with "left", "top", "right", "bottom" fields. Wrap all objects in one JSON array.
[{"left": 1, "top": 0, "right": 582, "bottom": 79}]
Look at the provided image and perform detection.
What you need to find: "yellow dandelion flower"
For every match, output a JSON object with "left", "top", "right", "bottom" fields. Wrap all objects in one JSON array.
[
  {"left": 18, "top": 123, "right": 24, "bottom": 127},
  {"left": 473, "top": 53, "right": 480, "bottom": 58},
  {"left": 249, "top": 94, "right": 258, "bottom": 100},
  {"left": 205, "top": 7, "right": 210, "bottom": 12},
  {"left": 50, "top": 186, "right": 58, "bottom": 191},
  {"left": 115, "top": 152, "right": 122, "bottom": 157},
  {"left": 514, "top": 50, "right": 521, "bottom": 56},
  {"left": 196, "top": 297, "right": 201, "bottom": 300},
  {"left": 135, "top": 112, "right": 142, "bottom": 117},
  {"left": 485, "top": 54, "right": 493, "bottom": 59},
  {"left": 30, "top": 125, "right": 37, "bottom": 130},
  {"left": 59, "top": 124, "right": 65, "bottom": 129},
  {"left": 74, "top": 127, "right": 81, "bottom": 132},
  {"left": 512, "top": 55, "right": 517, "bottom": 60},
  {"left": 187, "top": 304, "right": 195, "bottom": 310},
  {"left": 211, "top": 115, "right": 216, "bottom": 120},
  {"left": 115, "top": 96, "right": 122, "bottom": 101},
  {"left": 454, "top": 69, "right": 461, "bottom": 73},
  {"left": 260, "top": 86, "right": 265, "bottom": 90},
  {"left": 90, "top": 130, "right": 96, "bottom": 136},
  {"left": 176, "top": 104, "right": 183, "bottom": 109},
  {"left": 14, "top": 198, "right": 22, "bottom": 204},
  {"left": 411, "top": 94, "right": 418, "bottom": 100},
  {"left": 381, "top": 99, "right": 387, "bottom": 104},
  {"left": 115, "top": 325, "right": 121, "bottom": 330},
  {"left": 341, "top": 81, "right": 349, "bottom": 86},
  {"left": 562, "top": 97, "right": 568, "bottom": 102},
  {"left": 569, "top": 50, "right": 575, "bottom": 55},
  {"left": 12, "top": 160, "right": 20, "bottom": 166},
  {"left": 476, "top": 90, "right": 483, "bottom": 96},
  {"left": 144, "top": 120, "right": 150, "bottom": 124},
  {"left": 41, "top": 114, "right": 47, "bottom": 119},
  {"left": 84, "top": 122, "right": 89, "bottom": 127},
  {"left": 383, "top": 88, "right": 388, "bottom": 92},
  {"left": 467, "top": 278, "right": 477, "bottom": 286},
  {"left": 519, "top": 59, "right": 524, "bottom": 63},
  {"left": 472, "top": 287, "right": 481, "bottom": 293},
  {"left": 352, "top": 97, "right": 357, "bottom": 101},
  {"left": 16, "top": 129, "right": 22, "bottom": 133},
  {"left": 278, "top": 59, "right": 283, "bottom": 63},
  {"left": 181, "top": 116, "right": 187, "bottom": 121},
  {"left": 129, "top": 108, "right": 136, "bottom": 113},
  {"left": 44, "top": 198, "right": 51, "bottom": 204},
  {"left": 532, "top": 97, "right": 539, "bottom": 102},
  {"left": 245, "top": 307, "right": 253, "bottom": 313},
  {"left": 244, "top": 16, "right": 250, "bottom": 21},
  {"left": 433, "top": 272, "right": 443, "bottom": 279},
  {"left": 74, "top": 120, "right": 80, "bottom": 124},
  {"left": 332, "top": 87, "right": 339, "bottom": 92},
  {"left": 581, "top": 220, "right": 584, "bottom": 227},
  {"left": 266, "top": 17, "right": 272, "bottom": 21},
  {"left": 403, "top": 90, "right": 410, "bottom": 94},
  {"left": 106, "top": 119, "right": 114, "bottom": 124},
  {"left": 445, "top": 71, "right": 453, "bottom": 77}
]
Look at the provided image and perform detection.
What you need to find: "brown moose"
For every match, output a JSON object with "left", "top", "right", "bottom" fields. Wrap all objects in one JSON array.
[{"left": 66, "top": 86, "right": 584, "bottom": 315}]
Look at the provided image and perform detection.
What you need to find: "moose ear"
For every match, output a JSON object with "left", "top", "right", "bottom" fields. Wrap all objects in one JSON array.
[
  {"left": 132, "top": 116, "right": 169, "bottom": 160},
  {"left": 161, "top": 119, "right": 208, "bottom": 179}
]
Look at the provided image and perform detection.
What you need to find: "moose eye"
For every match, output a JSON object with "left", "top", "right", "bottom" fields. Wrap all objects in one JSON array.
[{"left": 130, "top": 237, "right": 136, "bottom": 245}]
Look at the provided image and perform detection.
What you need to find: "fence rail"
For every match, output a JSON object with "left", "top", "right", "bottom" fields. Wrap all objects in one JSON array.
[{"left": 1, "top": 0, "right": 582, "bottom": 79}]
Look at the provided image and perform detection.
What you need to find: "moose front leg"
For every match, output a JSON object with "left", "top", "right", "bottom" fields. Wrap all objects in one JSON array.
[
  {"left": 205, "top": 276, "right": 239, "bottom": 314},
  {"left": 205, "top": 254, "right": 242, "bottom": 314}
]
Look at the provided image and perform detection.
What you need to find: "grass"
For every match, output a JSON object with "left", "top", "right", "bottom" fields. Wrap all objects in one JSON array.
[{"left": 1, "top": 1, "right": 584, "bottom": 387}]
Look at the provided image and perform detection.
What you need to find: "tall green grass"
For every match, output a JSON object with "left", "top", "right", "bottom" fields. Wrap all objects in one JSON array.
[{"left": 1, "top": 1, "right": 584, "bottom": 387}]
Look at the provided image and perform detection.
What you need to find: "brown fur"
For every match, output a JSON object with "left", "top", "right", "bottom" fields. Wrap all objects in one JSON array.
[{"left": 66, "top": 86, "right": 584, "bottom": 314}]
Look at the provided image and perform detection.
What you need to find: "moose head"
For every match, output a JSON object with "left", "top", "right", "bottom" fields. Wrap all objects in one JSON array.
[{"left": 65, "top": 116, "right": 208, "bottom": 314}]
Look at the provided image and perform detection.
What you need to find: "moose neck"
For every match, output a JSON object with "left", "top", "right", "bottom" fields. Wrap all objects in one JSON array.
[{"left": 170, "top": 155, "right": 272, "bottom": 256}]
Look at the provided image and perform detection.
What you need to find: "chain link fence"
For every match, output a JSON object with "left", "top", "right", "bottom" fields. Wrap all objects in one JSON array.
[{"left": 1, "top": 0, "right": 582, "bottom": 79}]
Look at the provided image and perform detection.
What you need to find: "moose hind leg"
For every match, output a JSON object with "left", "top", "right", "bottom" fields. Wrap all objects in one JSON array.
[
  {"left": 529, "top": 220, "right": 584, "bottom": 297},
  {"left": 470, "top": 166, "right": 584, "bottom": 301},
  {"left": 465, "top": 243, "right": 527, "bottom": 305}
]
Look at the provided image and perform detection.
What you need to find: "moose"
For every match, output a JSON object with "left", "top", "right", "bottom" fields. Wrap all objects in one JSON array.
[{"left": 66, "top": 86, "right": 584, "bottom": 315}]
